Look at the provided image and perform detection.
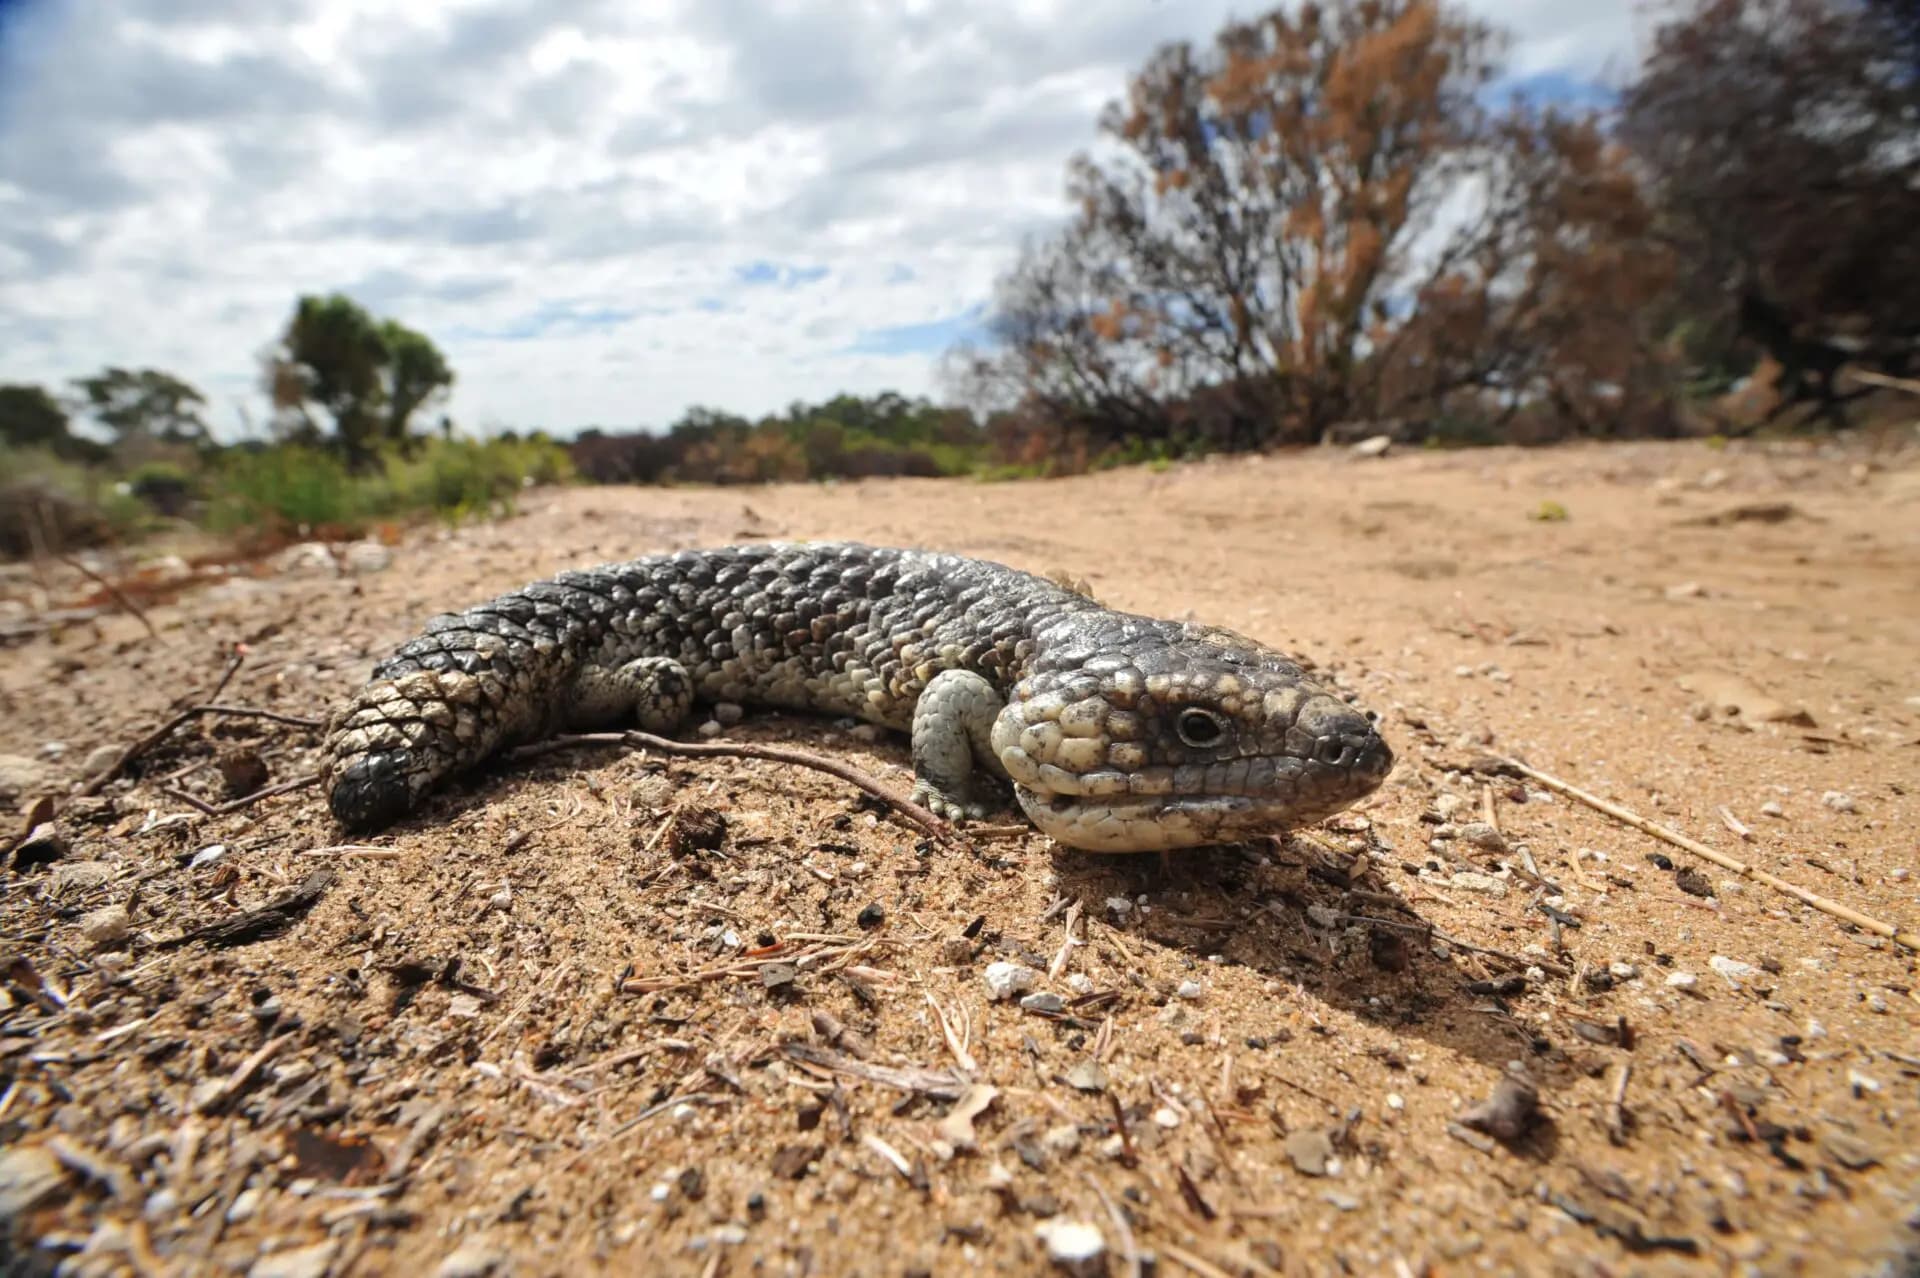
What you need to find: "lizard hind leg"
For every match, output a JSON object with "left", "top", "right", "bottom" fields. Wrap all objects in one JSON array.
[
  {"left": 568, "top": 656, "right": 696, "bottom": 734},
  {"left": 909, "top": 669, "right": 1010, "bottom": 821}
]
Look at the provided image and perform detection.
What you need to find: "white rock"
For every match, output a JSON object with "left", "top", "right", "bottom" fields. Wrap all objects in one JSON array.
[
  {"left": 1041, "top": 1123, "right": 1082, "bottom": 1156},
  {"left": 983, "top": 962, "right": 1039, "bottom": 1001},
  {"left": 1848, "top": 1069, "right": 1881, "bottom": 1094},
  {"left": 1152, "top": 1106, "right": 1182, "bottom": 1129},
  {"left": 1065, "top": 973, "right": 1094, "bottom": 995},
  {"left": 79, "top": 904, "right": 132, "bottom": 949},
  {"left": 1350, "top": 435, "right": 1392, "bottom": 458},
  {"left": 189, "top": 844, "right": 230, "bottom": 869},
  {"left": 1759, "top": 800, "right": 1785, "bottom": 818},
  {"left": 81, "top": 743, "right": 122, "bottom": 779},
  {"left": 1104, "top": 896, "right": 1133, "bottom": 917},
  {"left": 249, "top": 1241, "right": 339, "bottom": 1278},
  {"left": 1034, "top": 1219, "right": 1106, "bottom": 1266},
  {"left": 343, "top": 540, "right": 393, "bottom": 574},
  {"left": 1709, "top": 956, "right": 1759, "bottom": 984},
  {"left": 1665, "top": 971, "right": 1699, "bottom": 990},
  {"left": 1448, "top": 871, "right": 1508, "bottom": 897},
  {"left": 1608, "top": 962, "right": 1640, "bottom": 981},
  {"left": 434, "top": 1244, "right": 512, "bottom": 1278},
  {"left": 1175, "top": 979, "right": 1205, "bottom": 1000},
  {"left": 1820, "top": 791, "right": 1856, "bottom": 813}
]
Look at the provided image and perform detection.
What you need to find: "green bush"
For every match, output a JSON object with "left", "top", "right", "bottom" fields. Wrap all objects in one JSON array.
[
  {"left": 206, "top": 444, "right": 363, "bottom": 534},
  {"left": 0, "top": 445, "right": 151, "bottom": 554}
]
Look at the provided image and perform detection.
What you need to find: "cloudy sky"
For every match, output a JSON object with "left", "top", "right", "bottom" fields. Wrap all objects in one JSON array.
[{"left": 0, "top": 0, "right": 1637, "bottom": 439}]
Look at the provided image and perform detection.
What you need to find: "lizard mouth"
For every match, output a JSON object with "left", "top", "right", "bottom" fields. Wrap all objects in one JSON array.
[{"left": 1013, "top": 788, "right": 1349, "bottom": 853}]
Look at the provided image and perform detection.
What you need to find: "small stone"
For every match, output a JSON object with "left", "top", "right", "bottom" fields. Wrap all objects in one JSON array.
[
  {"left": 1759, "top": 800, "right": 1785, "bottom": 818},
  {"left": 771, "top": 1142, "right": 824, "bottom": 1180},
  {"left": 343, "top": 540, "right": 393, "bottom": 574},
  {"left": 79, "top": 904, "right": 131, "bottom": 949},
  {"left": 1432, "top": 793, "right": 1466, "bottom": 819},
  {"left": 1892, "top": 868, "right": 1911, "bottom": 882},
  {"left": 1709, "top": 956, "right": 1759, "bottom": 985},
  {"left": 1285, "top": 1128, "right": 1335, "bottom": 1176},
  {"left": 0, "top": 753, "right": 53, "bottom": 804},
  {"left": 81, "top": 743, "right": 123, "bottom": 779},
  {"left": 1020, "top": 992, "right": 1066, "bottom": 1015},
  {"left": 1065, "top": 973, "right": 1094, "bottom": 995},
  {"left": 1608, "top": 962, "right": 1640, "bottom": 981},
  {"left": 856, "top": 903, "right": 885, "bottom": 929},
  {"left": 1175, "top": 979, "right": 1205, "bottom": 1000},
  {"left": 1350, "top": 434, "right": 1392, "bottom": 458},
  {"left": 1104, "top": 896, "right": 1132, "bottom": 918},
  {"left": 1820, "top": 791, "right": 1855, "bottom": 813},
  {"left": 14, "top": 822, "right": 69, "bottom": 866},
  {"left": 1064, "top": 1060, "right": 1108, "bottom": 1093},
  {"left": 1041, "top": 1123, "right": 1082, "bottom": 1156},
  {"left": 1448, "top": 871, "right": 1508, "bottom": 897},
  {"left": 1458, "top": 1073, "right": 1540, "bottom": 1144},
  {"left": 940, "top": 937, "right": 975, "bottom": 965},
  {"left": 249, "top": 1241, "right": 339, "bottom": 1278},
  {"left": 434, "top": 1244, "right": 511, "bottom": 1278},
  {"left": 759, "top": 963, "right": 798, "bottom": 994},
  {"left": 1456, "top": 822, "right": 1506, "bottom": 852},
  {"left": 1386, "top": 1093, "right": 1405, "bottom": 1111},
  {"left": 0, "top": 1146, "right": 67, "bottom": 1221},
  {"left": 217, "top": 747, "right": 270, "bottom": 799},
  {"left": 696, "top": 720, "right": 723, "bottom": 738},
  {"left": 1034, "top": 1219, "right": 1106, "bottom": 1268},
  {"left": 1665, "top": 581, "right": 1706, "bottom": 600},
  {"left": 712, "top": 701, "right": 745, "bottom": 726},
  {"left": 984, "top": 962, "right": 1039, "bottom": 1001},
  {"left": 1822, "top": 1132, "right": 1879, "bottom": 1170},
  {"left": 848, "top": 723, "right": 885, "bottom": 744},
  {"left": 1152, "top": 1106, "right": 1182, "bottom": 1129},
  {"left": 1847, "top": 1069, "right": 1881, "bottom": 1094},
  {"left": 1666, "top": 971, "right": 1699, "bottom": 990}
]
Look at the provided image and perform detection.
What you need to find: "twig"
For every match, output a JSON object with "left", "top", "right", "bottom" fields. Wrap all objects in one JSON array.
[
  {"left": 560, "top": 1092, "right": 727, "bottom": 1170},
  {"left": 1606, "top": 1062, "right": 1633, "bottom": 1146},
  {"left": 81, "top": 652, "right": 246, "bottom": 795},
  {"left": 58, "top": 553, "right": 157, "bottom": 639},
  {"left": 196, "top": 1032, "right": 294, "bottom": 1114},
  {"left": 509, "top": 730, "right": 962, "bottom": 846},
  {"left": 192, "top": 704, "right": 326, "bottom": 729},
  {"left": 160, "top": 868, "right": 336, "bottom": 949},
  {"left": 1843, "top": 367, "right": 1920, "bottom": 397},
  {"left": 1086, "top": 1176, "right": 1142, "bottom": 1278},
  {"left": 779, "top": 1040, "right": 967, "bottom": 1100},
  {"left": 1494, "top": 756, "right": 1918, "bottom": 952},
  {"left": 161, "top": 772, "right": 318, "bottom": 816}
]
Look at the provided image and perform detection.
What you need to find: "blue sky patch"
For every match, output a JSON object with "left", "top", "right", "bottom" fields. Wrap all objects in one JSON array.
[
  {"left": 451, "top": 302, "right": 643, "bottom": 342},
  {"left": 734, "top": 259, "right": 830, "bottom": 288},
  {"left": 845, "top": 304, "right": 987, "bottom": 357}
]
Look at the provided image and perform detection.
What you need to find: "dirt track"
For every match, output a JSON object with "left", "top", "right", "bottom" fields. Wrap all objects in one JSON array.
[{"left": 3, "top": 437, "right": 1918, "bottom": 1277}]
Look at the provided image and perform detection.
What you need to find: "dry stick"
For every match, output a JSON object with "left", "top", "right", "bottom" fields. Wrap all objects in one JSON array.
[
  {"left": 161, "top": 772, "right": 318, "bottom": 817},
  {"left": 1495, "top": 756, "right": 1919, "bottom": 953},
  {"left": 81, "top": 652, "right": 246, "bottom": 795},
  {"left": 58, "top": 552, "right": 158, "bottom": 639},
  {"left": 1606, "top": 1061, "right": 1634, "bottom": 1147},
  {"left": 510, "top": 730, "right": 961, "bottom": 846}
]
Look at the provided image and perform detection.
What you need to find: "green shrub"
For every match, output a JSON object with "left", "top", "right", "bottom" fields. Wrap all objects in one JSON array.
[
  {"left": 0, "top": 445, "right": 151, "bottom": 554},
  {"left": 206, "top": 444, "right": 362, "bottom": 534}
]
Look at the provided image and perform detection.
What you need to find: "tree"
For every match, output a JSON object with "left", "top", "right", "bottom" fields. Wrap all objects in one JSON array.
[
  {"left": 964, "top": 0, "right": 1519, "bottom": 446},
  {"left": 263, "top": 294, "right": 455, "bottom": 468},
  {"left": 1619, "top": 0, "right": 1920, "bottom": 424},
  {"left": 0, "top": 384, "right": 76, "bottom": 452},
  {"left": 70, "top": 367, "right": 209, "bottom": 447}
]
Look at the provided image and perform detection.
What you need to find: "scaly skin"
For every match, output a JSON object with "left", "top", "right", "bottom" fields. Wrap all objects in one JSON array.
[{"left": 322, "top": 542, "right": 1393, "bottom": 851}]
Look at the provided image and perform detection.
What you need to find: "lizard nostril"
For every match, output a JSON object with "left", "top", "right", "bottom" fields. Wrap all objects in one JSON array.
[{"left": 1314, "top": 738, "right": 1350, "bottom": 767}]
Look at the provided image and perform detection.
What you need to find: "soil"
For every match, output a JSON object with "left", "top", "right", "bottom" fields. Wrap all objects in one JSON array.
[{"left": 2, "top": 436, "right": 1918, "bottom": 1278}]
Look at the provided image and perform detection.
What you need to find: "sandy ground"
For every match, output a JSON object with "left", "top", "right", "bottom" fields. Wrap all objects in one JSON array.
[{"left": 2, "top": 436, "right": 1918, "bottom": 1278}]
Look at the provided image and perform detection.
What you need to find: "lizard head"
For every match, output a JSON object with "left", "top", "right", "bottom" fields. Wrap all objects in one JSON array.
[{"left": 991, "top": 620, "right": 1392, "bottom": 852}]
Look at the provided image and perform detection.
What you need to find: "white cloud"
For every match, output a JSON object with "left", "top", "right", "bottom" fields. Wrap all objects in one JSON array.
[{"left": 0, "top": 0, "right": 1637, "bottom": 437}]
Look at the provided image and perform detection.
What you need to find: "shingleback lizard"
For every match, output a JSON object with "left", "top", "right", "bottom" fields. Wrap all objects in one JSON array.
[{"left": 321, "top": 542, "right": 1393, "bottom": 852}]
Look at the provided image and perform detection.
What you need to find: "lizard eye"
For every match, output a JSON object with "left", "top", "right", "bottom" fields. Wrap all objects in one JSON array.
[{"left": 1176, "top": 708, "right": 1228, "bottom": 748}]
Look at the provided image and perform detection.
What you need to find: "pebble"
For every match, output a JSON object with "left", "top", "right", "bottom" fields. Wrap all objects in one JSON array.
[
  {"left": 0, "top": 1146, "right": 65, "bottom": 1221},
  {"left": 1020, "top": 992, "right": 1066, "bottom": 1015},
  {"left": 1847, "top": 1069, "right": 1881, "bottom": 1094},
  {"left": 1820, "top": 791, "right": 1855, "bottom": 813},
  {"left": 1034, "top": 1219, "right": 1106, "bottom": 1268},
  {"left": 712, "top": 701, "right": 745, "bottom": 726},
  {"left": 342, "top": 540, "right": 393, "bottom": 574},
  {"left": 1064, "top": 1061, "right": 1108, "bottom": 1093},
  {"left": 1666, "top": 971, "right": 1699, "bottom": 990},
  {"left": 189, "top": 844, "right": 230, "bottom": 869},
  {"left": 848, "top": 724, "right": 886, "bottom": 744},
  {"left": 434, "top": 1244, "right": 512, "bottom": 1278},
  {"left": 79, "top": 904, "right": 131, "bottom": 949},
  {"left": 1284, "top": 1128, "right": 1335, "bottom": 1176},
  {"left": 1104, "top": 896, "right": 1132, "bottom": 918},
  {"left": 1306, "top": 904, "right": 1341, "bottom": 929},
  {"left": 1448, "top": 871, "right": 1508, "bottom": 897},
  {"left": 0, "top": 753, "right": 52, "bottom": 803},
  {"left": 1386, "top": 1093, "right": 1405, "bottom": 1111},
  {"left": 1065, "top": 973, "right": 1094, "bottom": 995},
  {"left": 1608, "top": 962, "right": 1640, "bottom": 981},
  {"left": 983, "top": 962, "right": 1039, "bottom": 1001},
  {"left": 1042, "top": 1123, "right": 1082, "bottom": 1156},
  {"left": 14, "top": 823, "right": 68, "bottom": 865},
  {"left": 1175, "top": 979, "right": 1205, "bottom": 1000},
  {"left": 1892, "top": 868, "right": 1910, "bottom": 882},
  {"left": 81, "top": 744, "right": 122, "bottom": 779},
  {"left": 1709, "top": 956, "right": 1759, "bottom": 984},
  {"left": 1456, "top": 822, "right": 1506, "bottom": 852},
  {"left": 249, "top": 1241, "right": 339, "bottom": 1278},
  {"left": 696, "top": 721, "right": 723, "bottom": 738},
  {"left": 1759, "top": 800, "right": 1785, "bottom": 818},
  {"left": 1152, "top": 1106, "right": 1182, "bottom": 1129}
]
